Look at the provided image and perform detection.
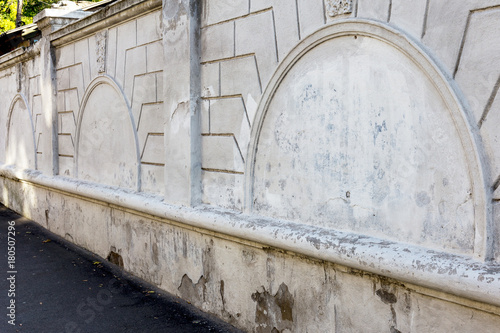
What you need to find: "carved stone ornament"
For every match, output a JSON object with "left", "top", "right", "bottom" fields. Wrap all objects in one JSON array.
[
  {"left": 95, "top": 30, "right": 107, "bottom": 74},
  {"left": 325, "top": 0, "right": 353, "bottom": 17}
]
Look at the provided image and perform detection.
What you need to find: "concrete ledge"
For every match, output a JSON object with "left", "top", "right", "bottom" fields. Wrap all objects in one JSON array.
[
  {"left": 50, "top": 0, "right": 162, "bottom": 46},
  {"left": 0, "top": 43, "right": 41, "bottom": 71},
  {"left": 1, "top": 164, "right": 499, "bottom": 309}
]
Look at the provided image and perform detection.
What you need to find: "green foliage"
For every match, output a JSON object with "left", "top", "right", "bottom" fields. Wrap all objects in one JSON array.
[
  {"left": 23, "top": 0, "right": 56, "bottom": 19},
  {"left": 0, "top": 1, "right": 18, "bottom": 32},
  {"left": 0, "top": 0, "right": 35, "bottom": 32},
  {"left": 0, "top": 0, "right": 105, "bottom": 33}
]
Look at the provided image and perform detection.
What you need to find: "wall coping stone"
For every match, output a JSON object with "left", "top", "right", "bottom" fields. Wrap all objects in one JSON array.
[
  {"left": 50, "top": 0, "right": 162, "bottom": 47},
  {"left": 0, "top": 43, "right": 40, "bottom": 71}
]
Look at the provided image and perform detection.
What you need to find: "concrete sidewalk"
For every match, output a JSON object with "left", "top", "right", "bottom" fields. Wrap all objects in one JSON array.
[{"left": 0, "top": 204, "right": 243, "bottom": 333}]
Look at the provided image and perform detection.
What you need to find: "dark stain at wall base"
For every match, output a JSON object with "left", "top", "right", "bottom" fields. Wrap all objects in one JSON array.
[
  {"left": 107, "top": 251, "right": 124, "bottom": 268},
  {"left": 376, "top": 289, "right": 397, "bottom": 304},
  {"left": 252, "top": 283, "right": 294, "bottom": 333}
]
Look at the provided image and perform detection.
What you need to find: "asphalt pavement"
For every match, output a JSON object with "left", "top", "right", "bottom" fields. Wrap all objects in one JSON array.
[{"left": 0, "top": 203, "right": 243, "bottom": 333}]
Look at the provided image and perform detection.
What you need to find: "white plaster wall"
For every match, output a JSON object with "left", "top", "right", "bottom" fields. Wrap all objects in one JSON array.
[
  {"left": 54, "top": 9, "right": 165, "bottom": 195},
  {"left": 76, "top": 80, "right": 139, "bottom": 189},
  {"left": 0, "top": 66, "right": 17, "bottom": 164},
  {"left": 197, "top": 0, "right": 500, "bottom": 259},
  {"left": 197, "top": 0, "right": 500, "bottom": 210},
  {"left": 0, "top": 55, "right": 41, "bottom": 169},
  {"left": 1, "top": 0, "right": 500, "bottom": 331},
  {"left": 252, "top": 33, "right": 476, "bottom": 254},
  {"left": 6, "top": 97, "right": 36, "bottom": 169},
  {"left": 1, "top": 176, "right": 500, "bottom": 332}
]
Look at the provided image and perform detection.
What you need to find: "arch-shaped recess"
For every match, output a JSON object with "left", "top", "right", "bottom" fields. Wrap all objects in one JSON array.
[
  {"left": 5, "top": 94, "right": 37, "bottom": 170},
  {"left": 245, "top": 19, "right": 491, "bottom": 259},
  {"left": 75, "top": 75, "right": 141, "bottom": 191}
]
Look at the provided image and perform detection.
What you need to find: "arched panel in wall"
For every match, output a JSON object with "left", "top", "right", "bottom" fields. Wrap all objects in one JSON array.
[
  {"left": 75, "top": 76, "right": 140, "bottom": 190},
  {"left": 6, "top": 95, "right": 37, "bottom": 170},
  {"left": 247, "top": 20, "right": 489, "bottom": 258}
]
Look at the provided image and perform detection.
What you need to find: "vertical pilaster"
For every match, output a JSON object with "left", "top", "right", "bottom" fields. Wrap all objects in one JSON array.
[
  {"left": 33, "top": 8, "right": 89, "bottom": 175},
  {"left": 34, "top": 17, "right": 58, "bottom": 175},
  {"left": 163, "top": 0, "right": 202, "bottom": 206}
]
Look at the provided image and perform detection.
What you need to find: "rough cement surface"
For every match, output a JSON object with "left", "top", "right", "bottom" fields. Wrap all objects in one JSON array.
[{"left": 0, "top": 204, "right": 242, "bottom": 333}]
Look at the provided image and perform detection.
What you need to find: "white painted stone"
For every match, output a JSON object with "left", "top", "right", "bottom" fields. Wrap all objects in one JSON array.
[
  {"left": 251, "top": 34, "right": 476, "bottom": 253},
  {"left": 201, "top": 99, "right": 210, "bottom": 133},
  {"left": 141, "top": 163, "right": 164, "bottom": 195},
  {"left": 132, "top": 73, "right": 157, "bottom": 125},
  {"left": 155, "top": 73, "right": 163, "bottom": 103},
  {"left": 29, "top": 76, "right": 40, "bottom": 97},
  {"left": 203, "top": 0, "right": 248, "bottom": 26},
  {"left": 480, "top": 91, "right": 500, "bottom": 194},
  {"left": 137, "top": 102, "right": 164, "bottom": 153},
  {"left": 69, "top": 64, "right": 85, "bottom": 105},
  {"left": 250, "top": 0, "right": 300, "bottom": 61},
  {"left": 357, "top": 0, "right": 391, "bottom": 21},
  {"left": 201, "top": 62, "right": 219, "bottom": 98},
  {"left": 235, "top": 10, "right": 278, "bottom": 86},
  {"left": 6, "top": 98, "right": 36, "bottom": 169},
  {"left": 34, "top": 113, "right": 44, "bottom": 137},
  {"left": 422, "top": 2, "right": 469, "bottom": 74},
  {"left": 202, "top": 135, "right": 244, "bottom": 172},
  {"left": 137, "top": 11, "right": 161, "bottom": 45},
  {"left": 494, "top": 186, "right": 500, "bottom": 201},
  {"left": 208, "top": 97, "right": 251, "bottom": 158},
  {"left": 58, "top": 155, "right": 73, "bottom": 176},
  {"left": 58, "top": 134, "right": 74, "bottom": 156},
  {"left": 124, "top": 46, "right": 147, "bottom": 99},
  {"left": 76, "top": 80, "right": 138, "bottom": 190},
  {"left": 209, "top": 97, "right": 248, "bottom": 136},
  {"left": 297, "top": 0, "right": 325, "bottom": 38},
  {"left": 494, "top": 201, "right": 500, "bottom": 261},
  {"left": 87, "top": 34, "right": 99, "bottom": 80},
  {"left": 409, "top": 292, "right": 500, "bottom": 332},
  {"left": 56, "top": 67, "right": 70, "bottom": 91},
  {"left": 35, "top": 132, "right": 42, "bottom": 154},
  {"left": 31, "top": 95, "right": 42, "bottom": 120},
  {"left": 248, "top": 0, "right": 268, "bottom": 11},
  {"left": 220, "top": 55, "right": 261, "bottom": 105},
  {"left": 115, "top": 19, "right": 138, "bottom": 88},
  {"left": 390, "top": 0, "right": 427, "bottom": 38},
  {"left": 455, "top": 7, "right": 500, "bottom": 123},
  {"left": 64, "top": 89, "right": 79, "bottom": 123},
  {"left": 106, "top": 27, "right": 117, "bottom": 78},
  {"left": 201, "top": 21, "right": 234, "bottom": 62},
  {"left": 59, "top": 112, "right": 76, "bottom": 136},
  {"left": 74, "top": 38, "right": 91, "bottom": 90},
  {"left": 56, "top": 91, "right": 65, "bottom": 112},
  {"left": 55, "top": 43, "right": 74, "bottom": 69},
  {"left": 146, "top": 41, "right": 164, "bottom": 73},
  {"left": 202, "top": 170, "right": 244, "bottom": 210},
  {"left": 141, "top": 134, "right": 165, "bottom": 165}
]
